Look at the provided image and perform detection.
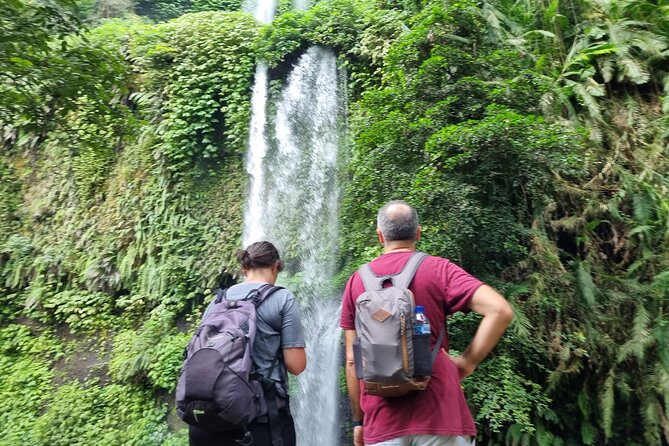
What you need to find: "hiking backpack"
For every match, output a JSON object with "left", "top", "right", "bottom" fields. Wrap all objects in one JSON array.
[
  {"left": 176, "top": 284, "right": 284, "bottom": 440},
  {"left": 353, "top": 252, "right": 445, "bottom": 397}
]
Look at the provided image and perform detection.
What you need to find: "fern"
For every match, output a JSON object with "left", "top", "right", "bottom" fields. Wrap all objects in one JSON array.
[
  {"left": 600, "top": 370, "right": 615, "bottom": 440},
  {"left": 576, "top": 261, "right": 597, "bottom": 311},
  {"left": 653, "top": 317, "right": 669, "bottom": 373},
  {"left": 618, "top": 302, "right": 652, "bottom": 363},
  {"left": 642, "top": 393, "right": 662, "bottom": 446}
]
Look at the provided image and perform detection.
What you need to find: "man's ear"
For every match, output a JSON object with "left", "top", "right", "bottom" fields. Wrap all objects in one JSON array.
[
  {"left": 377, "top": 228, "right": 385, "bottom": 245},
  {"left": 415, "top": 225, "right": 421, "bottom": 242}
]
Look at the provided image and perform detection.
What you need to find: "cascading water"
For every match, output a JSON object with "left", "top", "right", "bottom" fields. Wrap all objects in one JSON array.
[
  {"left": 242, "top": 3, "right": 347, "bottom": 445},
  {"left": 242, "top": 0, "right": 274, "bottom": 243}
]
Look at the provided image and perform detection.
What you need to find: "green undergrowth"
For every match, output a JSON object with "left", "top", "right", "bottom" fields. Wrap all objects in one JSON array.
[
  {"left": 1, "top": 0, "right": 668, "bottom": 444},
  {"left": 0, "top": 323, "right": 188, "bottom": 446}
]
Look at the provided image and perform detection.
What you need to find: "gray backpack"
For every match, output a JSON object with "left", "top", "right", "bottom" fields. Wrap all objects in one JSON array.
[
  {"left": 353, "top": 252, "right": 445, "bottom": 397},
  {"left": 176, "top": 284, "right": 284, "bottom": 443}
]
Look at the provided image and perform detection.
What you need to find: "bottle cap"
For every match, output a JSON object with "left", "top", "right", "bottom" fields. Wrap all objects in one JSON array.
[{"left": 415, "top": 305, "right": 425, "bottom": 312}]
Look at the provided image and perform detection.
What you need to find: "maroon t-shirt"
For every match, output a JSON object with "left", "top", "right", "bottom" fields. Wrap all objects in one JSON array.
[{"left": 340, "top": 251, "right": 483, "bottom": 444}]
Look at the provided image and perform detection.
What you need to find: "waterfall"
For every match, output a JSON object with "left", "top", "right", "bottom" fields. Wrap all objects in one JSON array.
[
  {"left": 242, "top": 0, "right": 278, "bottom": 23},
  {"left": 269, "top": 47, "right": 344, "bottom": 446},
  {"left": 241, "top": 3, "right": 346, "bottom": 444},
  {"left": 244, "top": 62, "right": 270, "bottom": 244},
  {"left": 242, "top": 0, "right": 274, "bottom": 244}
]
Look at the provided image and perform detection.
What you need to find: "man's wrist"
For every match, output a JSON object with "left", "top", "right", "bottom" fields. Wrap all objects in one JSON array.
[
  {"left": 461, "top": 352, "right": 479, "bottom": 367},
  {"left": 351, "top": 419, "right": 363, "bottom": 427}
]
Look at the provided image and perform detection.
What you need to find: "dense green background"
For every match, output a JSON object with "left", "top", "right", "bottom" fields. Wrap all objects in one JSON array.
[{"left": 1, "top": 0, "right": 668, "bottom": 444}]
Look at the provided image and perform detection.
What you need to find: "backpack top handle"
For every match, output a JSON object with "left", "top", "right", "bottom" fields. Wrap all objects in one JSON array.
[
  {"left": 214, "top": 283, "right": 284, "bottom": 306},
  {"left": 358, "top": 252, "right": 428, "bottom": 291}
]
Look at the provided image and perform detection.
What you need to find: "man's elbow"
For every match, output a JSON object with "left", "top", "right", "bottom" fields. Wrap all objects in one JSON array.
[
  {"left": 284, "top": 348, "right": 307, "bottom": 375},
  {"left": 498, "top": 301, "right": 514, "bottom": 327},
  {"left": 287, "top": 362, "right": 306, "bottom": 375}
]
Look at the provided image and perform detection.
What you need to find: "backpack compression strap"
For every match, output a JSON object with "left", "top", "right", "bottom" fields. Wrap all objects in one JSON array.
[{"left": 357, "top": 251, "right": 428, "bottom": 291}]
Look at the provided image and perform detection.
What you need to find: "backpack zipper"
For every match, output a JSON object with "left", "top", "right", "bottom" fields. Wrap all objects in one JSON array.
[{"left": 400, "top": 313, "right": 409, "bottom": 373}]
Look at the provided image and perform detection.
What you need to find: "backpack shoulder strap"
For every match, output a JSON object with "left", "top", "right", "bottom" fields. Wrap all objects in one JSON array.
[
  {"left": 213, "top": 288, "right": 226, "bottom": 304},
  {"left": 246, "top": 283, "right": 284, "bottom": 308},
  {"left": 357, "top": 252, "right": 428, "bottom": 291},
  {"left": 357, "top": 264, "right": 385, "bottom": 291},
  {"left": 393, "top": 251, "right": 428, "bottom": 289}
]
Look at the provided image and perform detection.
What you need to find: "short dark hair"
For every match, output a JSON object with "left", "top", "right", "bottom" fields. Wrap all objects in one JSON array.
[
  {"left": 236, "top": 241, "right": 285, "bottom": 272},
  {"left": 377, "top": 200, "right": 419, "bottom": 242}
]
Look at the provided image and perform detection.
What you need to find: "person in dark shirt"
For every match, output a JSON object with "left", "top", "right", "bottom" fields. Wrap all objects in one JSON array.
[{"left": 190, "top": 241, "right": 307, "bottom": 446}]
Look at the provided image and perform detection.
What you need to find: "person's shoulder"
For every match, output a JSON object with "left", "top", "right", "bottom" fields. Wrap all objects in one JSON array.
[
  {"left": 273, "top": 286, "right": 293, "bottom": 299},
  {"left": 269, "top": 286, "right": 300, "bottom": 309},
  {"left": 419, "top": 253, "right": 464, "bottom": 277},
  {"left": 421, "top": 252, "right": 452, "bottom": 266}
]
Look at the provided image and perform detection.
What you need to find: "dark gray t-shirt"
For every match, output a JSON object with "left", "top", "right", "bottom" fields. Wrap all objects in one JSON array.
[{"left": 205, "top": 281, "right": 306, "bottom": 398}]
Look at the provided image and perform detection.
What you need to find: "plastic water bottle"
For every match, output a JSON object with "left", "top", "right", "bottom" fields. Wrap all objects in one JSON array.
[
  {"left": 413, "top": 306, "right": 432, "bottom": 376},
  {"left": 413, "top": 306, "right": 431, "bottom": 335}
]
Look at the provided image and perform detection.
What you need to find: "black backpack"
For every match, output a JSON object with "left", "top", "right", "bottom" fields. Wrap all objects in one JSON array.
[{"left": 176, "top": 284, "right": 285, "bottom": 445}]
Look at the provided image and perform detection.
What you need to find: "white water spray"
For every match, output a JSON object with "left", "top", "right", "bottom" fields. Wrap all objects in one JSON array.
[
  {"left": 242, "top": 0, "right": 276, "bottom": 245},
  {"left": 243, "top": 62, "right": 270, "bottom": 245},
  {"left": 268, "top": 47, "right": 344, "bottom": 446},
  {"left": 241, "top": 3, "right": 346, "bottom": 444}
]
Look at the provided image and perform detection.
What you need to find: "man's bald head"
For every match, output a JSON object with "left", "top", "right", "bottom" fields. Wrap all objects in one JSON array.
[{"left": 377, "top": 200, "right": 419, "bottom": 242}]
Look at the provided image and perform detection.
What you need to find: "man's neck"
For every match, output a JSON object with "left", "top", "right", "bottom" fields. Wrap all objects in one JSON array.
[{"left": 383, "top": 243, "right": 416, "bottom": 253}]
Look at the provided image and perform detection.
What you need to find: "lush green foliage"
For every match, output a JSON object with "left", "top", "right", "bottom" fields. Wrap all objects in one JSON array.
[
  {"left": 135, "top": 0, "right": 243, "bottom": 21},
  {"left": 1, "top": 8, "right": 254, "bottom": 444},
  {"left": 1, "top": 0, "right": 668, "bottom": 444},
  {"left": 0, "top": 323, "right": 184, "bottom": 445},
  {"left": 131, "top": 11, "right": 259, "bottom": 171},
  {"left": 337, "top": 0, "right": 669, "bottom": 443}
]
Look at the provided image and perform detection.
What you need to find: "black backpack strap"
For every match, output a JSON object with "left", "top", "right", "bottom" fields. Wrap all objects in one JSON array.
[
  {"left": 249, "top": 357, "right": 283, "bottom": 446},
  {"left": 217, "top": 284, "right": 283, "bottom": 306},
  {"left": 357, "top": 252, "right": 428, "bottom": 291},
  {"left": 248, "top": 283, "right": 284, "bottom": 308},
  {"left": 262, "top": 357, "right": 284, "bottom": 446},
  {"left": 247, "top": 284, "right": 284, "bottom": 446},
  {"left": 431, "top": 324, "right": 447, "bottom": 364},
  {"left": 213, "top": 288, "right": 226, "bottom": 304}
]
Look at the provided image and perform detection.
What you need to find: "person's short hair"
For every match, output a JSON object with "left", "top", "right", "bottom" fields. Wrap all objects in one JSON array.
[
  {"left": 236, "top": 241, "right": 285, "bottom": 272},
  {"left": 377, "top": 200, "right": 419, "bottom": 242}
]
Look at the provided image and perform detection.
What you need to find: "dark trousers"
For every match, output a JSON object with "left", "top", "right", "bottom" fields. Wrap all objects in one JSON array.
[{"left": 189, "top": 409, "right": 296, "bottom": 446}]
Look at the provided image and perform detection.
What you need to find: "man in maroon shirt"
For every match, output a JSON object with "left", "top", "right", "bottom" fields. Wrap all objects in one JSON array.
[{"left": 341, "top": 200, "right": 513, "bottom": 446}]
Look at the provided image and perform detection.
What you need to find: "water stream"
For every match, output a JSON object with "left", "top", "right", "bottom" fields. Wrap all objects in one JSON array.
[{"left": 241, "top": 3, "right": 347, "bottom": 445}]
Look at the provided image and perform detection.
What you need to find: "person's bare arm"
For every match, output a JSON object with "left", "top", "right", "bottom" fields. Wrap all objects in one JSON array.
[
  {"left": 344, "top": 329, "right": 364, "bottom": 446},
  {"left": 283, "top": 347, "right": 306, "bottom": 375},
  {"left": 452, "top": 284, "right": 513, "bottom": 379}
]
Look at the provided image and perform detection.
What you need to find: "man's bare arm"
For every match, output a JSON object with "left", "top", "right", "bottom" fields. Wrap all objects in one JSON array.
[
  {"left": 344, "top": 329, "right": 364, "bottom": 446},
  {"left": 452, "top": 284, "right": 513, "bottom": 379}
]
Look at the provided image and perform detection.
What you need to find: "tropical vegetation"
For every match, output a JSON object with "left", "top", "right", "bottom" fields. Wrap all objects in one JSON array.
[{"left": 0, "top": 0, "right": 667, "bottom": 444}]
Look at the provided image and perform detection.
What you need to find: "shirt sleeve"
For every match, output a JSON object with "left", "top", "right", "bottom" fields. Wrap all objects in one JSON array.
[
  {"left": 340, "top": 274, "right": 357, "bottom": 330},
  {"left": 280, "top": 291, "right": 306, "bottom": 348},
  {"left": 442, "top": 260, "right": 484, "bottom": 314},
  {"left": 201, "top": 294, "right": 217, "bottom": 319}
]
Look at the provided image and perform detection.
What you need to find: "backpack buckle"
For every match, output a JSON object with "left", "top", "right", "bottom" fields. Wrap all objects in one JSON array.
[{"left": 236, "top": 430, "right": 253, "bottom": 446}]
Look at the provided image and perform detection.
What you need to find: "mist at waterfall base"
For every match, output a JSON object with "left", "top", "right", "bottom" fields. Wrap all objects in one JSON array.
[{"left": 242, "top": 46, "right": 347, "bottom": 446}]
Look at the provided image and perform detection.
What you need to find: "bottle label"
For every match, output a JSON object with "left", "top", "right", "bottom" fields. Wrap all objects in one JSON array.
[{"left": 413, "top": 324, "right": 431, "bottom": 335}]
